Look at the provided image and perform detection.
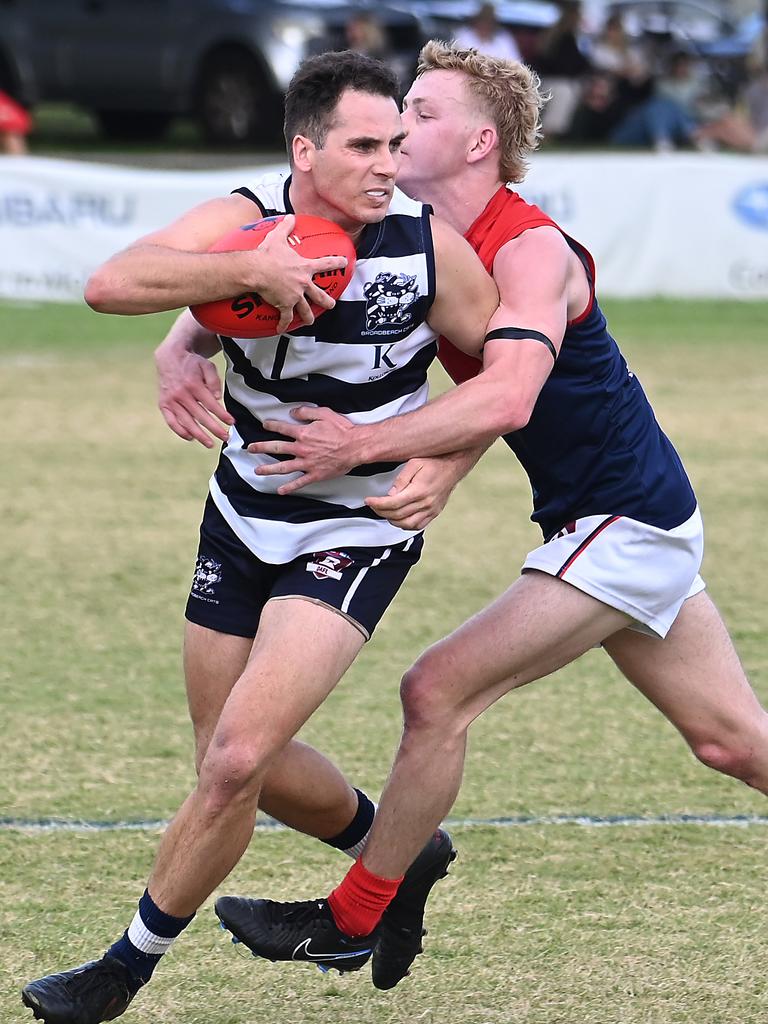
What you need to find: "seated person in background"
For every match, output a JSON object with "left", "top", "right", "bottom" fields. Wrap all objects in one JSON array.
[
  {"left": 345, "top": 12, "right": 391, "bottom": 61},
  {"left": 743, "top": 11, "right": 768, "bottom": 151},
  {"left": 658, "top": 50, "right": 757, "bottom": 151},
  {"left": 743, "top": 70, "right": 768, "bottom": 151},
  {"left": 566, "top": 71, "right": 626, "bottom": 143},
  {"left": 611, "top": 50, "right": 758, "bottom": 152},
  {"left": 590, "top": 13, "right": 653, "bottom": 117},
  {"left": 344, "top": 12, "right": 415, "bottom": 90},
  {"left": 532, "top": 0, "right": 592, "bottom": 139},
  {"left": 453, "top": 2, "right": 522, "bottom": 61}
]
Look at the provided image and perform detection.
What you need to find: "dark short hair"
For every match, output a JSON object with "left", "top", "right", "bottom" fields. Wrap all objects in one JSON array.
[{"left": 283, "top": 51, "right": 400, "bottom": 156}]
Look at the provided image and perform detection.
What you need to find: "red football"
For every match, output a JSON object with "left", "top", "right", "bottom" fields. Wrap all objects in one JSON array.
[{"left": 190, "top": 214, "right": 356, "bottom": 337}]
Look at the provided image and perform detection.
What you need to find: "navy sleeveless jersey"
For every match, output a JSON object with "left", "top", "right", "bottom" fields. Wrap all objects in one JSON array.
[{"left": 438, "top": 185, "right": 697, "bottom": 540}]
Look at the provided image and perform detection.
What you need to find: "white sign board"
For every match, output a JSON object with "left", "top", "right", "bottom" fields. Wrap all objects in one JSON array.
[
  {"left": 519, "top": 153, "right": 768, "bottom": 299},
  {"left": 1, "top": 153, "right": 767, "bottom": 303}
]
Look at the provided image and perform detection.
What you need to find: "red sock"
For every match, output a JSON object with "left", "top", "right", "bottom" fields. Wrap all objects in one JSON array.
[{"left": 327, "top": 858, "right": 403, "bottom": 937}]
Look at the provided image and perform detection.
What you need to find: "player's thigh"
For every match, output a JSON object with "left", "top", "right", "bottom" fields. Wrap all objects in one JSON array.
[
  {"left": 185, "top": 623, "right": 356, "bottom": 822},
  {"left": 184, "top": 621, "right": 254, "bottom": 765},
  {"left": 207, "top": 597, "right": 365, "bottom": 768},
  {"left": 409, "top": 570, "right": 631, "bottom": 727},
  {"left": 183, "top": 496, "right": 280, "bottom": 759},
  {"left": 603, "top": 590, "right": 766, "bottom": 744}
]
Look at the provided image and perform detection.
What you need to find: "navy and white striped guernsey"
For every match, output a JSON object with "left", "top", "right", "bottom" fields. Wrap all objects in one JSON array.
[{"left": 209, "top": 172, "right": 438, "bottom": 564}]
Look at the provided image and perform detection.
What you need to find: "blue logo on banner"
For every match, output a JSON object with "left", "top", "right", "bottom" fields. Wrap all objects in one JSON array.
[{"left": 733, "top": 183, "right": 768, "bottom": 231}]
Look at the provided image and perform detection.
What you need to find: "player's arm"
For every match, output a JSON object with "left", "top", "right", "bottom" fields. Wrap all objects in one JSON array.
[
  {"left": 249, "top": 226, "right": 569, "bottom": 492},
  {"left": 155, "top": 309, "right": 234, "bottom": 448},
  {"left": 336, "top": 225, "right": 569, "bottom": 459},
  {"left": 365, "top": 444, "right": 491, "bottom": 530},
  {"left": 84, "top": 197, "right": 348, "bottom": 331}
]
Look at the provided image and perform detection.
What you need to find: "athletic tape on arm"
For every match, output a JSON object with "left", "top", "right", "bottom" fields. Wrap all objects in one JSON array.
[{"left": 484, "top": 327, "right": 557, "bottom": 361}]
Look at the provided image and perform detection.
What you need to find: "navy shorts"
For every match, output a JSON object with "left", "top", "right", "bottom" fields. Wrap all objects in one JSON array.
[{"left": 185, "top": 496, "right": 424, "bottom": 640}]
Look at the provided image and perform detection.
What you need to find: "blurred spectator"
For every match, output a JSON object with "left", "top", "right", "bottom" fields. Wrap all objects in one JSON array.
[
  {"left": 342, "top": 12, "right": 416, "bottom": 92},
  {"left": 533, "top": 1, "right": 592, "bottom": 139},
  {"left": 611, "top": 50, "right": 758, "bottom": 152},
  {"left": 591, "top": 13, "right": 647, "bottom": 80},
  {"left": 567, "top": 72, "right": 625, "bottom": 143},
  {"left": 344, "top": 12, "right": 391, "bottom": 62},
  {"left": 744, "top": 72, "right": 768, "bottom": 149},
  {"left": 743, "top": 5, "right": 768, "bottom": 150},
  {"left": 610, "top": 93, "right": 697, "bottom": 151},
  {"left": 591, "top": 13, "right": 653, "bottom": 115},
  {"left": 746, "top": 0, "right": 767, "bottom": 77},
  {"left": 0, "top": 89, "right": 31, "bottom": 155},
  {"left": 453, "top": 2, "right": 522, "bottom": 61},
  {"left": 657, "top": 51, "right": 756, "bottom": 150}
]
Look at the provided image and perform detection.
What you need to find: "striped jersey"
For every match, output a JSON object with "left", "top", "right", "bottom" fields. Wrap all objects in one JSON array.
[
  {"left": 438, "top": 184, "right": 697, "bottom": 540},
  {"left": 210, "top": 172, "right": 438, "bottom": 563}
]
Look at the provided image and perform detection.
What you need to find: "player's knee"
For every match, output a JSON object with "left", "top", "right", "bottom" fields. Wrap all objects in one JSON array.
[
  {"left": 400, "top": 655, "right": 458, "bottom": 732},
  {"left": 691, "top": 738, "right": 759, "bottom": 784},
  {"left": 198, "top": 737, "right": 266, "bottom": 812}
]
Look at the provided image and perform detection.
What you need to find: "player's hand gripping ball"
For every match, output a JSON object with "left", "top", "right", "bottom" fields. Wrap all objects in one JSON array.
[{"left": 190, "top": 215, "right": 356, "bottom": 337}]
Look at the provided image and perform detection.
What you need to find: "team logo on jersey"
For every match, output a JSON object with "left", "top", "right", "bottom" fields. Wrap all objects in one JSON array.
[
  {"left": 306, "top": 550, "right": 354, "bottom": 581},
  {"left": 192, "top": 555, "right": 223, "bottom": 596},
  {"left": 363, "top": 273, "right": 419, "bottom": 333}
]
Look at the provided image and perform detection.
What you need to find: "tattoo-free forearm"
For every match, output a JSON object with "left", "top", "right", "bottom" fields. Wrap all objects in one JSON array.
[
  {"left": 355, "top": 371, "right": 526, "bottom": 464},
  {"left": 85, "top": 244, "right": 259, "bottom": 315},
  {"left": 438, "top": 443, "right": 492, "bottom": 484}
]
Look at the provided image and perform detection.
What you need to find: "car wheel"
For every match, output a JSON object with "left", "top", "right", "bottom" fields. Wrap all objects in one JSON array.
[
  {"left": 196, "top": 53, "right": 280, "bottom": 144},
  {"left": 94, "top": 110, "right": 173, "bottom": 141}
]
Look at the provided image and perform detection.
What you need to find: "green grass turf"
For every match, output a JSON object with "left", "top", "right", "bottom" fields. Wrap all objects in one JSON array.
[
  {"left": 2, "top": 297, "right": 768, "bottom": 1022},
  {"left": 5, "top": 826, "right": 768, "bottom": 1024}
]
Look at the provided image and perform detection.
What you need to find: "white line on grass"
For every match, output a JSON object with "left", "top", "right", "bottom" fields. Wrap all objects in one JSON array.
[{"left": 3, "top": 813, "right": 768, "bottom": 834}]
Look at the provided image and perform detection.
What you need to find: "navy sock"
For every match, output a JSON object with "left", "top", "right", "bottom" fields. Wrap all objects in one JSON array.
[
  {"left": 107, "top": 889, "right": 195, "bottom": 991},
  {"left": 321, "top": 788, "right": 376, "bottom": 857}
]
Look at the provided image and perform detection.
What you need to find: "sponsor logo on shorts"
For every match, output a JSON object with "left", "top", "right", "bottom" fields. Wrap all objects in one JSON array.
[
  {"left": 306, "top": 550, "right": 354, "bottom": 582},
  {"left": 191, "top": 555, "right": 223, "bottom": 602}
]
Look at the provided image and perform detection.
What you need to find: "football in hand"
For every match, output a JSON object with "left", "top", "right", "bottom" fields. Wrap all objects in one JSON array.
[{"left": 189, "top": 214, "right": 356, "bottom": 338}]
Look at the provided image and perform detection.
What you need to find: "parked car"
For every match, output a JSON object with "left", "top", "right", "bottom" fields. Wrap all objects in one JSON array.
[{"left": 0, "top": 0, "right": 425, "bottom": 143}]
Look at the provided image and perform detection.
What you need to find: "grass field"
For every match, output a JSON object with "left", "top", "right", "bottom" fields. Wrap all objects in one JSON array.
[{"left": 2, "top": 298, "right": 768, "bottom": 1023}]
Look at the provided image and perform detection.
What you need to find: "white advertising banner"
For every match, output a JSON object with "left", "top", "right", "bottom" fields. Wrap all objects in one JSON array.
[
  {"left": 0, "top": 157, "right": 284, "bottom": 304},
  {"left": 1, "top": 152, "right": 767, "bottom": 303},
  {"left": 518, "top": 153, "right": 768, "bottom": 299}
]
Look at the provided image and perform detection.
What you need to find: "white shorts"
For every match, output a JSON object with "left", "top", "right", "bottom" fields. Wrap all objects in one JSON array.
[{"left": 522, "top": 507, "right": 706, "bottom": 639}]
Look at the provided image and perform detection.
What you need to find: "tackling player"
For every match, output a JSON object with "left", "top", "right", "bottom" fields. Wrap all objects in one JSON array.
[{"left": 209, "top": 41, "right": 768, "bottom": 970}]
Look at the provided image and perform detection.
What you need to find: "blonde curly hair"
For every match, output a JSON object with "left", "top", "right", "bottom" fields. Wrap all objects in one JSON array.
[{"left": 417, "top": 39, "right": 545, "bottom": 183}]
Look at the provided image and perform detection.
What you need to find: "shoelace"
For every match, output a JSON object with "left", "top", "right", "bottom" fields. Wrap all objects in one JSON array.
[
  {"left": 268, "top": 899, "right": 329, "bottom": 928},
  {"left": 62, "top": 961, "right": 129, "bottom": 1001}
]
